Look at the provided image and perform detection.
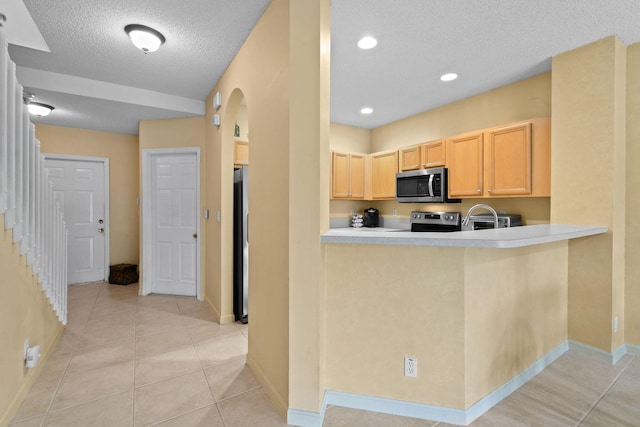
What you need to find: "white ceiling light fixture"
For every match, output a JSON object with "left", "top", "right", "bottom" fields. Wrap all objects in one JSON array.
[
  {"left": 125, "top": 24, "right": 166, "bottom": 53},
  {"left": 23, "top": 92, "right": 54, "bottom": 117},
  {"left": 360, "top": 107, "right": 373, "bottom": 115},
  {"left": 440, "top": 73, "right": 458, "bottom": 82},
  {"left": 27, "top": 102, "right": 54, "bottom": 117},
  {"left": 357, "top": 36, "right": 377, "bottom": 50}
]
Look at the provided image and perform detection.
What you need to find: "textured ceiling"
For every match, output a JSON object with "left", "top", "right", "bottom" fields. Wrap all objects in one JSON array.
[
  {"left": 331, "top": 0, "right": 640, "bottom": 129},
  {"left": 3, "top": 0, "right": 640, "bottom": 134}
]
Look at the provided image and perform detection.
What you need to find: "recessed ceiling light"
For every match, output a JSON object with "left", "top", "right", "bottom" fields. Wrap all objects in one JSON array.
[
  {"left": 360, "top": 107, "right": 373, "bottom": 115},
  {"left": 357, "top": 36, "right": 377, "bottom": 50},
  {"left": 440, "top": 73, "right": 458, "bottom": 82}
]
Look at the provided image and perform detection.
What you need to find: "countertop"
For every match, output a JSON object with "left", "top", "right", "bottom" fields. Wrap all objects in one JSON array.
[{"left": 321, "top": 224, "right": 608, "bottom": 248}]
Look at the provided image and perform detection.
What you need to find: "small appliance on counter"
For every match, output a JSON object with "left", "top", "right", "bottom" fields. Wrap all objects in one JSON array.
[
  {"left": 410, "top": 211, "right": 462, "bottom": 232},
  {"left": 465, "top": 213, "right": 522, "bottom": 230},
  {"left": 363, "top": 208, "right": 379, "bottom": 228}
]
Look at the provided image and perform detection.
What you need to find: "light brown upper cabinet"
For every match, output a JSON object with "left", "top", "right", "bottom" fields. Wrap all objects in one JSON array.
[
  {"left": 485, "top": 118, "right": 551, "bottom": 198},
  {"left": 370, "top": 150, "right": 398, "bottom": 200},
  {"left": 399, "top": 145, "right": 421, "bottom": 171},
  {"left": 447, "top": 118, "right": 550, "bottom": 198},
  {"left": 421, "top": 139, "right": 446, "bottom": 168},
  {"left": 484, "top": 122, "right": 532, "bottom": 196},
  {"left": 331, "top": 151, "right": 365, "bottom": 199},
  {"left": 399, "top": 140, "right": 446, "bottom": 172},
  {"left": 234, "top": 137, "right": 249, "bottom": 167},
  {"left": 447, "top": 131, "right": 484, "bottom": 197}
]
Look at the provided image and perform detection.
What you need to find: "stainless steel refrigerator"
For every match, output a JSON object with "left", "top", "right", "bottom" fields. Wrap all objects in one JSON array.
[{"left": 233, "top": 166, "right": 249, "bottom": 323}]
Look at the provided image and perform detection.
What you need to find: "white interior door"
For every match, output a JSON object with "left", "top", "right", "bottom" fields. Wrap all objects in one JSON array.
[
  {"left": 147, "top": 151, "right": 199, "bottom": 297},
  {"left": 45, "top": 157, "right": 108, "bottom": 284}
]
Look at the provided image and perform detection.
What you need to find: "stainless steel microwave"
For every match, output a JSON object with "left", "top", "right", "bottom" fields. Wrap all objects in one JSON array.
[{"left": 396, "top": 167, "right": 460, "bottom": 203}]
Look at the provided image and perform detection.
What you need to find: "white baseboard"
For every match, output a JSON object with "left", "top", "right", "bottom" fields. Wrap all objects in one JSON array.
[
  {"left": 287, "top": 341, "right": 569, "bottom": 427},
  {"left": 568, "top": 340, "right": 630, "bottom": 365},
  {"left": 626, "top": 344, "right": 640, "bottom": 356}
]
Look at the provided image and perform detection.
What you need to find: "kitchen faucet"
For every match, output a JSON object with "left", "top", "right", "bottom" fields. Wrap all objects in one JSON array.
[{"left": 462, "top": 203, "right": 499, "bottom": 231}]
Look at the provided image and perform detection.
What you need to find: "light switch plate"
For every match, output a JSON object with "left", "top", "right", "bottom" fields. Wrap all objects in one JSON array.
[{"left": 212, "top": 114, "right": 221, "bottom": 127}]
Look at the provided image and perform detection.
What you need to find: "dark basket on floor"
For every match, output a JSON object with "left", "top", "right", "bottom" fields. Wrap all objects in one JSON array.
[{"left": 109, "top": 264, "right": 138, "bottom": 285}]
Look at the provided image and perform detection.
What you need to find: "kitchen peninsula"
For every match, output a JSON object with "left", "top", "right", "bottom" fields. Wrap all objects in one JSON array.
[{"left": 321, "top": 224, "right": 607, "bottom": 423}]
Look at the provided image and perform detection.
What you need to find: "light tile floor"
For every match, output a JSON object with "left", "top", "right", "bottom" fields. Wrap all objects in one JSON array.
[
  {"left": 10, "top": 282, "right": 287, "bottom": 427},
  {"left": 10, "top": 282, "right": 640, "bottom": 427}
]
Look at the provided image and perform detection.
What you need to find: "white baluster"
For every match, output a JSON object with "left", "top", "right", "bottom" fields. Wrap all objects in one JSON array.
[
  {"left": 12, "top": 80, "right": 23, "bottom": 242},
  {"left": 0, "top": 31, "right": 7, "bottom": 213},
  {"left": 5, "top": 61, "right": 15, "bottom": 229},
  {"left": 20, "top": 108, "right": 31, "bottom": 254}
]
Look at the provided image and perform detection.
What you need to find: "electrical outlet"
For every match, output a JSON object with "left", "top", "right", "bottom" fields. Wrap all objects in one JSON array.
[
  {"left": 614, "top": 316, "right": 619, "bottom": 333},
  {"left": 392, "top": 209, "right": 397, "bottom": 216},
  {"left": 404, "top": 356, "right": 417, "bottom": 377},
  {"left": 350, "top": 209, "right": 355, "bottom": 216}
]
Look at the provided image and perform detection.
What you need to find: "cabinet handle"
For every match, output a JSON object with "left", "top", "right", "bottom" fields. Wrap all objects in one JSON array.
[
  {"left": 476, "top": 189, "right": 481, "bottom": 193},
  {"left": 488, "top": 189, "right": 493, "bottom": 193},
  {"left": 414, "top": 164, "right": 419, "bottom": 168}
]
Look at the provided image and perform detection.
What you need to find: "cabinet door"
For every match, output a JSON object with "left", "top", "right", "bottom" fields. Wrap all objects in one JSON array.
[
  {"left": 448, "top": 132, "right": 483, "bottom": 197},
  {"left": 234, "top": 138, "right": 249, "bottom": 166},
  {"left": 421, "top": 140, "right": 446, "bottom": 168},
  {"left": 348, "top": 153, "right": 365, "bottom": 198},
  {"left": 399, "top": 146, "right": 421, "bottom": 171},
  {"left": 371, "top": 150, "right": 398, "bottom": 199},
  {"left": 331, "top": 152, "right": 350, "bottom": 198},
  {"left": 485, "top": 122, "right": 532, "bottom": 196}
]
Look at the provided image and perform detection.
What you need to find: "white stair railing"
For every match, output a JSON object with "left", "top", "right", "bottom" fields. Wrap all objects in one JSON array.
[{"left": 1, "top": 30, "right": 67, "bottom": 325}]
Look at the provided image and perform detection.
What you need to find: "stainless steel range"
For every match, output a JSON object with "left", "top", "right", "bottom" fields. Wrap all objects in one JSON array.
[{"left": 410, "top": 211, "right": 461, "bottom": 232}]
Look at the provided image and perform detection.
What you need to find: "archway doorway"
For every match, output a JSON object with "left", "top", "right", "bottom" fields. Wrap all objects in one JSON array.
[{"left": 224, "top": 89, "right": 250, "bottom": 324}]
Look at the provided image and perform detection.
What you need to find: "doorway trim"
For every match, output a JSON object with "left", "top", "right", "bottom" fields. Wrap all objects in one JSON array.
[
  {"left": 141, "top": 147, "right": 202, "bottom": 300},
  {"left": 43, "top": 153, "right": 111, "bottom": 282}
]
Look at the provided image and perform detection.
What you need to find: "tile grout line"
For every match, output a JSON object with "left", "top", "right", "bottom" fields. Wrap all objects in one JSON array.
[
  {"left": 575, "top": 354, "right": 637, "bottom": 426},
  {"left": 38, "top": 283, "right": 102, "bottom": 426}
]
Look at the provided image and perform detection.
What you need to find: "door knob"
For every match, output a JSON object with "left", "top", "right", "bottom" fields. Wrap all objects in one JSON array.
[
  {"left": 193, "top": 233, "right": 197, "bottom": 238},
  {"left": 98, "top": 227, "right": 105, "bottom": 233},
  {"left": 98, "top": 219, "right": 104, "bottom": 224}
]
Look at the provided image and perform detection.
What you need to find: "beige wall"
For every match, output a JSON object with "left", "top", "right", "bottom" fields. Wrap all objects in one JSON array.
[
  {"left": 463, "top": 242, "right": 568, "bottom": 406},
  {"left": 325, "top": 241, "right": 568, "bottom": 409},
  {"left": 203, "top": 0, "right": 330, "bottom": 415},
  {"left": 36, "top": 124, "right": 140, "bottom": 265},
  {"left": 370, "top": 73, "right": 551, "bottom": 153},
  {"left": 330, "top": 123, "right": 371, "bottom": 153},
  {"left": 138, "top": 116, "right": 206, "bottom": 294},
  {"left": 551, "top": 36, "right": 627, "bottom": 352},
  {"left": 626, "top": 42, "right": 640, "bottom": 345},
  {"left": 0, "top": 216, "right": 64, "bottom": 426}
]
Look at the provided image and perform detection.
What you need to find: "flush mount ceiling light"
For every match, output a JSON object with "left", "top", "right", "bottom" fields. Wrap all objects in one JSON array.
[
  {"left": 125, "top": 24, "right": 166, "bottom": 53},
  {"left": 440, "top": 73, "right": 458, "bottom": 82},
  {"left": 357, "top": 36, "right": 377, "bottom": 50},
  {"left": 360, "top": 107, "right": 373, "bottom": 115},
  {"left": 27, "top": 102, "right": 54, "bottom": 117},
  {"left": 23, "top": 92, "right": 55, "bottom": 117}
]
